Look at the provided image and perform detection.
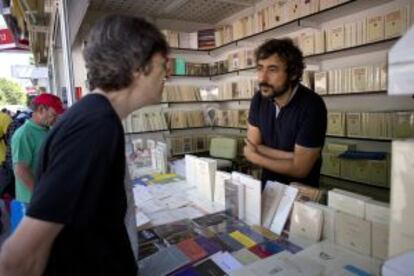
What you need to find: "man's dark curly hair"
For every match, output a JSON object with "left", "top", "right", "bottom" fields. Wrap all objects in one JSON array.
[
  {"left": 83, "top": 15, "right": 169, "bottom": 92},
  {"left": 255, "top": 38, "right": 305, "bottom": 86}
]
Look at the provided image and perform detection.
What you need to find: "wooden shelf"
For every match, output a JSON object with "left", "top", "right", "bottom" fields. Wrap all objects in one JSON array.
[
  {"left": 305, "top": 37, "right": 400, "bottom": 62},
  {"left": 321, "top": 174, "right": 389, "bottom": 190},
  {"left": 125, "top": 129, "right": 169, "bottom": 135},
  {"left": 326, "top": 135, "right": 392, "bottom": 142},
  {"left": 161, "top": 99, "right": 251, "bottom": 104},
  {"left": 169, "top": 0, "right": 394, "bottom": 57},
  {"left": 321, "top": 91, "right": 387, "bottom": 97}
]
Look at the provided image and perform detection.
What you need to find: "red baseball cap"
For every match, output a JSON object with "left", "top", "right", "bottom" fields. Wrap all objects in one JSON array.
[{"left": 32, "top": 93, "right": 65, "bottom": 115}]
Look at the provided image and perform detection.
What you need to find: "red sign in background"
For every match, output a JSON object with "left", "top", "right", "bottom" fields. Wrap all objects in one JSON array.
[{"left": 0, "top": 28, "right": 14, "bottom": 46}]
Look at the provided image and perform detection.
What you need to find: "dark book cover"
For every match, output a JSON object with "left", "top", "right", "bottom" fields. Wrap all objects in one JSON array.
[
  {"left": 272, "top": 237, "right": 303, "bottom": 254},
  {"left": 153, "top": 219, "right": 193, "bottom": 239},
  {"left": 217, "top": 233, "right": 244, "bottom": 252},
  {"left": 193, "top": 259, "right": 226, "bottom": 276},
  {"left": 165, "top": 230, "right": 197, "bottom": 246},
  {"left": 192, "top": 211, "right": 229, "bottom": 228},
  {"left": 171, "top": 267, "right": 200, "bottom": 276},
  {"left": 194, "top": 236, "right": 222, "bottom": 255},
  {"left": 138, "top": 228, "right": 162, "bottom": 245},
  {"left": 248, "top": 241, "right": 285, "bottom": 259}
]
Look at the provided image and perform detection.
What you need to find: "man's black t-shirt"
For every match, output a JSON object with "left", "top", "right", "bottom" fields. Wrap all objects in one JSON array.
[
  {"left": 248, "top": 84, "right": 327, "bottom": 188},
  {"left": 26, "top": 94, "right": 137, "bottom": 276}
]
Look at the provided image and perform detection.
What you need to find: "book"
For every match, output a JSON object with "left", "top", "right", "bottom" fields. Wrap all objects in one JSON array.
[
  {"left": 290, "top": 201, "right": 323, "bottom": 242},
  {"left": 300, "top": 31, "right": 315, "bottom": 56},
  {"left": 385, "top": 8, "right": 407, "bottom": 39},
  {"left": 196, "top": 158, "right": 217, "bottom": 202},
  {"left": 239, "top": 175, "right": 261, "bottom": 225},
  {"left": 229, "top": 231, "right": 256, "bottom": 248},
  {"left": 251, "top": 225, "right": 279, "bottom": 240},
  {"left": 266, "top": 182, "right": 298, "bottom": 235},
  {"left": 185, "top": 154, "right": 198, "bottom": 186},
  {"left": 249, "top": 241, "right": 285, "bottom": 259},
  {"left": 225, "top": 179, "right": 245, "bottom": 220},
  {"left": 352, "top": 66, "right": 368, "bottom": 92},
  {"left": 314, "top": 71, "right": 328, "bottom": 95},
  {"left": 372, "top": 222, "right": 389, "bottom": 260},
  {"left": 217, "top": 233, "right": 244, "bottom": 251},
  {"left": 389, "top": 141, "right": 414, "bottom": 257},
  {"left": 296, "top": 240, "right": 382, "bottom": 275},
  {"left": 261, "top": 181, "right": 284, "bottom": 228},
  {"left": 290, "top": 182, "right": 323, "bottom": 202},
  {"left": 211, "top": 251, "right": 243, "bottom": 275},
  {"left": 214, "top": 171, "right": 231, "bottom": 205},
  {"left": 365, "top": 199, "right": 390, "bottom": 224},
  {"left": 194, "top": 236, "right": 222, "bottom": 255},
  {"left": 235, "top": 226, "right": 268, "bottom": 244},
  {"left": 328, "top": 188, "right": 371, "bottom": 219},
  {"left": 305, "top": 202, "right": 337, "bottom": 242},
  {"left": 232, "top": 248, "right": 261, "bottom": 265},
  {"left": 176, "top": 239, "right": 207, "bottom": 262},
  {"left": 335, "top": 211, "right": 372, "bottom": 256},
  {"left": 192, "top": 212, "right": 230, "bottom": 228},
  {"left": 138, "top": 246, "right": 191, "bottom": 276},
  {"left": 230, "top": 251, "right": 324, "bottom": 276},
  {"left": 272, "top": 237, "right": 303, "bottom": 254},
  {"left": 193, "top": 258, "right": 226, "bottom": 276},
  {"left": 366, "top": 15, "right": 384, "bottom": 42},
  {"left": 329, "top": 25, "right": 345, "bottom": 50}
]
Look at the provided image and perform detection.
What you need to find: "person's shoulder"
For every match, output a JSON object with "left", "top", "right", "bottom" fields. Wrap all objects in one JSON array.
[
  {"left": 11, "top": 121, "right": 28, "bottom": 142},
  {"left": 298, "top": 85, "right": 326, "bottom": 107}
]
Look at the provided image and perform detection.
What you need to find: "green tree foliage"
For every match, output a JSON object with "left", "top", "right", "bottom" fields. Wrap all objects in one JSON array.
[{"left": 0, "top": 78, "right": 27, "bottom": 105}]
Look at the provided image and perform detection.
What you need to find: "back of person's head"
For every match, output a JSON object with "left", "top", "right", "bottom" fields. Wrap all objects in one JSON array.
[
  {"left": 255, "top": 38, "right": 305, "bottom": 86},
  {"left": 83, "top": 15, "right": 169, "bottom": 92},
  {"left": 31, "top": 94, "right": 65, "bottom": 115}
]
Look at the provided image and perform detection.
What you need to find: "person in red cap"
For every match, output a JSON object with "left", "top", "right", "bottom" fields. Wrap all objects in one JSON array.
[{"left": 10, "top": 93, "right": 64, "bottom": 204}]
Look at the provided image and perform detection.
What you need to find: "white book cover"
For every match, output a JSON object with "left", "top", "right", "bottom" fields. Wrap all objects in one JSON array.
[
  {"left": 239, "top": 176, "right": 262, "bottom": 225},
  {"left": 389, "top": 141, "right": 414, "bottom": 257},
  {"left": 269, "top": 184, "right": 298, "bottom": 235},
  {"left": 185, "top": 154, "right": 198, "bottom": 186},
  {"left": 214, "top": 171, "right": 231, "bottom": 205},
  {"left": 196, "top": 158, "right": 217, "bottom": 202},
  {"left": 335, "top": 211, "right": 372, "bottom": 256},
  {"left": 230, "top": 251, "right": 293, "bottom": 276},
  {"left": 351, "top": 66, "right": 368, "bottom": 93},
  {"left": 290, "top": 201, "right": 323, "bottom": 242},
  {"left": 328, "top": 189, "right": 371, "bottom": 218},
  {"left": 211, "top": 251, "right": 243, "bottom": 275},
  {"left": 306, "top": 201, "right": 336, "bottom": 241},
  {"left": 136, "top": 211, "right": 151, "bottom": 229},
  {"left": 367, "top": 15, "right": 384, "bottom": 42},
  {"left": 314, "top": 30, "right": 325, "bottom": 54},
  {"left": 297, "top": 240, "right": 383, "bottom": 276},
  {"left": 365, "top": 199, "right": 390, "bottom": 224},
  {"left": 147, "top": 139, "right": 157, "bottom": 170},
  {"left": 385, "top": 8, "right": 407, "bottom": 39},
  {"left": 261, "top": 181, "right": 285, "bottom": 228},
  {"left": 230, "top": 251, "right": 323, "bottom": 276},
  {"left": 330, "top": 25, "right": 345, "bottom": 50},
  {"left": 372, "top": 222, "right": 389, "bottom": 260}
]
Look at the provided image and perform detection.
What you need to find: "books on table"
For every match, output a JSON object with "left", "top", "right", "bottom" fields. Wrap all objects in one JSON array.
[{"left": 261, "top": 181, "right": 298, "bottom": 235}]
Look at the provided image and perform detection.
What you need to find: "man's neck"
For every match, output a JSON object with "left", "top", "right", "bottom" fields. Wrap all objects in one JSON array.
[
  {"left": 93, "top": 88, "right": 141, "bottom": 120},
  {"left": 274, "top": 85, "right": 294, "bottom": 108}
]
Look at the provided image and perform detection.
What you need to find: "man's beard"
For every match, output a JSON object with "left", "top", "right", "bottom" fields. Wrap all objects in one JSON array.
[{"left": 259, "top": 80, "right": 291, "bottom": 102}]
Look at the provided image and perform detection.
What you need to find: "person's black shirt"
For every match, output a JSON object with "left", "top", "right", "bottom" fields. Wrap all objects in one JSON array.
[
  {"left": 26, "top": 94, "right": 137, "bottom": 276},
  {"left": 248, "top": 84, "right": 327, "bottom": 188}
]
